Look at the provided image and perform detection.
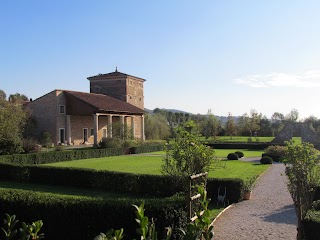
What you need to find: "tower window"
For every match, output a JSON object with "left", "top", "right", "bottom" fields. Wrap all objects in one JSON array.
[{"left": 59, "top": 105, "right": 65, "bottom": 114}]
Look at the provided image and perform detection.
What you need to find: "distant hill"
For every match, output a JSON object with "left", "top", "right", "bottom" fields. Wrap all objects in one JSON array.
[{"left": 144, "top": 108, "right": 192, "bottom": 115}]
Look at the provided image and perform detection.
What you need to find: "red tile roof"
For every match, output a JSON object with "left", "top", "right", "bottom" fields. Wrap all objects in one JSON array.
[{"left": 64, "top": 90, "right": 144, "bottom": 115}]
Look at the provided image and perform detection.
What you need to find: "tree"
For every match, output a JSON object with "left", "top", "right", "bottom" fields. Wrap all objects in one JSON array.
[
  {"left": 248, "top": 109, "right": 260, "bottom": 138},
  {"left": 144, "top": 113, "right": 170, "bottom": 140},
  {"left": 0, "top": 100, "right": 27, "bottom": 154},
  {"left": 283, "top": 141, "right": 320, "bottom": 240},
  {"left": 162, "top": 123, "right": 214, "bottom": 178},
  {"left": 201, "top": 110, "right": 221, "bottom": 140},
  {"left": 225, "top": 112, "right": 236, "bottom": 139},
  {"left": 8, "top": 93, "right": 28, "bottom": 103},
  {"left": 237, "top": 113, "right": 250, "bottom": 136},
  {"left": 258, "top": 115, "right": 273, "bottom": 137},
  {"left": 271, "top": 112, "right": 285, "bottom": 136},
  {"left": 0, "top": 89, "right": 6, "bottom": 100},
  {"left": 285, "top": 108, "right": 299, "bottom": 123}
]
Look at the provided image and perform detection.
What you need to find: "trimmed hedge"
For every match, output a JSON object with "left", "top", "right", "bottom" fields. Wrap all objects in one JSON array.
[
  {"left": 0, "top": 162, "right": 244, "bottom": 202},
  {"left": 303, "top": 200, "right": 320, "bottom": 240},
  {"left": 235, "top": 151, "right": 244, "bottom": 158},
  {"left": 0, "top": 188, "right": 186, "bottom": 240},
  {"left": 206, "top": 143, "right": 278, "bottom": 150},
  {"left": 0, "top": 145, "right": 164, "bottom": 165},
  {"left": 260, "top": 156, "right": 273, "bottom": 164},
  {"left": 261, "top": 153, "right": 282, "bottom": 162},
  {"left": 227, "top": 153, "right": 239, "bottom": 160}
]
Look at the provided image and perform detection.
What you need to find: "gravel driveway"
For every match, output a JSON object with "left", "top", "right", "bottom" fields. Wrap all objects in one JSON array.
[{"left": 212, "top": 162, "right": 297, "bottom": 240}]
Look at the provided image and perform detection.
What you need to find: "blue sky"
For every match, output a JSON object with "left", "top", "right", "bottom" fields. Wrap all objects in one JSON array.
[{"left": 1, "top": 1, "right": 320, "bottom": 119}]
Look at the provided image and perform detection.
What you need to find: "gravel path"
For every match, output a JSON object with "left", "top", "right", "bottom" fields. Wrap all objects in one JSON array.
[{"left": 212, "top": 162, "right": 297, "bottom": 240}]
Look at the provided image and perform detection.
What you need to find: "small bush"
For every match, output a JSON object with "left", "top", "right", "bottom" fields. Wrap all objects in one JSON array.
[
  {"left": 39, "top": 131, "right": 52, "bottom": 148},
  {"left": 264, "top": 145, "right": 287, "bottom": 156},
  {"left": 227, "top": 153, "right": 239, "bottom": 160},
  {"left": 99, "top": 137, "right": 123, "bottom": 148},
  {"left": 22, "top": 138, "right": 41, "bottom": 153},
  {"left": 235, "top": 151, "right": 244, "bottom": 158},
  {"left": 260, "top": 156, "right": 273, "bottom": 164}
]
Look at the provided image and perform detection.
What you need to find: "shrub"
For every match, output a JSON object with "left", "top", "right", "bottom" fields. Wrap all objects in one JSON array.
[
  {"left": 260, "top": 156, "right": 273, "bottom": 164},
  {"left": 264, "top": 145, "right": 287, "bottom": 156},
  {"left": 39, "top": 131, "right": 52, "bottom": 148},
  {"left": 235, "top": 151, "right": 244, "bottom": 158},
  {"left": 227, "top": 153, "right": 238, "bottom": 160},
  {"left": 99, "top": 137, "right": 123, "bottom": 148},
  {"left": 22, "top": 138, "right": 41, "bottom": 153}
]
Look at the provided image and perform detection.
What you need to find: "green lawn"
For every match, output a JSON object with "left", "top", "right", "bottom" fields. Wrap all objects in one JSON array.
[
  {"left": 46, "top": 154, "right": 269, "bottom": 180},
  {"left": 0, "top": 181, "right": 133, "bottom": 200},
  {"left": 142, "top": 149, "right": 265, "bottom": 158}
]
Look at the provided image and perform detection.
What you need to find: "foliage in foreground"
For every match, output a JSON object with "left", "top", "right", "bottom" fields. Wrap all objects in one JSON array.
[
  {"left": 283, "top": 141, "right": 320, "bottom": 240},
  {"left": 162, "top": 125, "right": 214, "bottom": 178},
  {"left": 95, "top": 185, "right": 214, "bottom": 240},
  {"left": 1, "top": 213, "right": 44, "bottom": 240}
]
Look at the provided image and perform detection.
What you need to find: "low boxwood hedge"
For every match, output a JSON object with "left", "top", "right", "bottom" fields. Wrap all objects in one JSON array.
[
  {"left": 0, "top": 188, "right": 186, "bottom": 240},
  {"left": 0, "top": 162, "right": 244, "bottom": 202},
  {"left": 300, "top": 200, "right": 320, "bottom": 240},
  {"left": 0, "top": 145, "right": 164, "bottom": 165}
]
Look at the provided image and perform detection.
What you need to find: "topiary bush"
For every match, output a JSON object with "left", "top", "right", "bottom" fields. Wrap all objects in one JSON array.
[
  {"left": 227, "top": 153, "right": 239, "bottom": 160},
  {"left": 260, "top": 156, "right": 273, "bottom": 164},
  {"left": 235, "top": 151, "right": 244, "bottom": 158}
]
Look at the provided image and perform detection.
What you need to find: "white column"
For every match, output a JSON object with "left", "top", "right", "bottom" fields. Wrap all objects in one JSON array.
[
  {"left": 131, "top": 116, "right": 135, "bottom": 139},
  {"left": 93, "top": 114, "right": 99, "bottom": 146},
  {"left": 120, "top": 115, "right": 125, "bottom": 139},
  {"left": 66, "top": 115, "right": 71, "bottom": 145},
  {"left": 141, "top": 115, "right": 145, "bottom": 141},
  {"left": 108, "top": 115, "right": 113, "bottom": 138}
]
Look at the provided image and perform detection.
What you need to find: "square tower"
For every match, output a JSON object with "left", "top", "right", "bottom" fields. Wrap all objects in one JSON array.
[{"left": 87, "top": 68, "right": 145, "bottom": 109}]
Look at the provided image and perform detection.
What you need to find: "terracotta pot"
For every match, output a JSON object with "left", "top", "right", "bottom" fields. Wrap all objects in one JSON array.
[{"left": 243, "top": 191, "right": 252, "bottom": 200}]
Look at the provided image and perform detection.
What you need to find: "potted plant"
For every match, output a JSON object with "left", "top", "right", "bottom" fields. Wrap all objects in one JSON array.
[{"left": 243, "top": 175, "right": 258, "bottom": 200}]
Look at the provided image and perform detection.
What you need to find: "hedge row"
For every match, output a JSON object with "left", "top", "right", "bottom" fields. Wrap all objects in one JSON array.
[
  {"left": 0, "top": 162, "right": 243, "bottom": 202},
  {"left": 0, "top": 145, "right": 164, "bottom": 165},
  {"left": 261, "top": 153, "right": 283, "bottom": 162},
  {"left": 0, "top": 188, "right": 186, "bottom": 240},
  {"left": 206, "top": 143, "right": 278, "bottom": 150},
  {"left": 303, "top": 200, "right": 320, "bottom": 240}
]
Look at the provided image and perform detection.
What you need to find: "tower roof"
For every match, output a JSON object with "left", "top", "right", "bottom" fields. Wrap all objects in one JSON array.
[{"left": 87, "top": 69, "right": 146, "bottom": 82}]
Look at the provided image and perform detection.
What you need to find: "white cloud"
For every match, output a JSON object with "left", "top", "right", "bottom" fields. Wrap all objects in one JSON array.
[{"left": 233, "top": 71, "right": 320, "bottom": 88}]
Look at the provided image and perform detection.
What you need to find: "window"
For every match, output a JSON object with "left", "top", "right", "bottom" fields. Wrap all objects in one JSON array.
[
  {"left": 83, "top": 128, "right": 88, "bottom": 142},
  {"left": 102, "top": 128, "right": 107, "bottom": 138},
  {"left": 59, "top": 105, "right": 65, "bottom": 114},
  {"left": 90, "top": 128, "right": 94, "bottom": 136}
]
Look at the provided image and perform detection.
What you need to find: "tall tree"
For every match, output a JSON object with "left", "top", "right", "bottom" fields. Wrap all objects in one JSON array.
[
  {"left": 144, "top": 113, "right": 170, "bottom": 140},
  {"left": 258, "top": 115, "right": 273, "bottom": 136},
  {"left": 201, "top": 110, "right": 221, "bottom": 140},
  {"left": 0, "top": 100, "right": 27, "bottom": 154},
  {"left": 8, "top": 93, "right": 28, "bottom": 103},
  {"left": 237, "top": 113, "right": 250, "bottom": 136},
  {"left": 225, "top": 113, "right": 236, "bottom": 139},
  {"left": 0, "top": 89, "right": 6, "bottom": 100},
  {"left": 271, "top": 112, "right": 285, "bottom": 136},
  {"left": 248, "top": 109, "right": 260, "bottom": 138},
  {"left": 285, "top": 108, "right": 299, "bottom": 123}
]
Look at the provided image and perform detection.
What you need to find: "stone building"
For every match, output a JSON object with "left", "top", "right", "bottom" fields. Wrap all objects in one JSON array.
[{"left": 26, "top": 69, "right": 146, "bottom": 146}]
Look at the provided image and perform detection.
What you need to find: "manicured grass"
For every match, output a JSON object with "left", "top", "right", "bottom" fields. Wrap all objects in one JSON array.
[
  {"left": 213, "top": 149, "right": 264, "bottom": 158},
  {"left": 140, "top": 149, "right": 265, "bottom": 158},
  {"left": 46, "top": 154, "right": 269, "bottom": 180},
  {"left": 0, "top": 180, "right": 133, "bottom": 200}
]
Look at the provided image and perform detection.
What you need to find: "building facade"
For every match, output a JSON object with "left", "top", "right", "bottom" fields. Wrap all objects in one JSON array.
[{"left": 27, "top": 69, "right": 146, "bottom": 146}]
